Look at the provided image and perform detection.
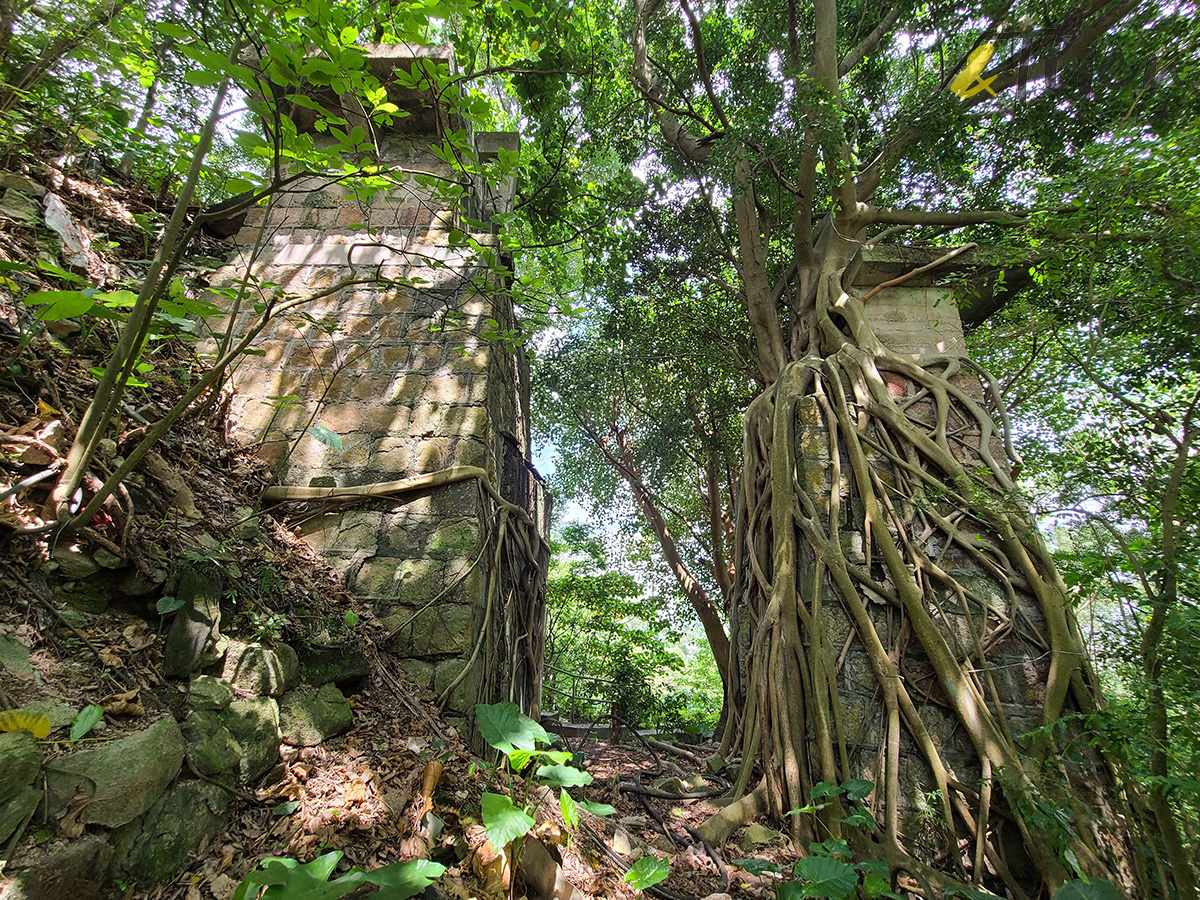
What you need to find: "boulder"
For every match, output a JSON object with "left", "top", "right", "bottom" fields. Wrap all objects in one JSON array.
[
  {"left": 110, "top": 781, "right": 232, "bottom": 884},
  {"left": 162, "top": 569, "right": 224, "bottom": 677},
  {"left": 221, "top": 641, "right": 296, "bottom": 697},
  {"left": 186, "top": 711, "right": 242, "bottom": 779},
  {"left": 4, "top": 836, "right": 113, "bottom": 900},
  {"left": 0, "top": 729, "right": 41, "bottom": 803},
  {"left": 298, "top": 644, "right": 370, "bottom": 687},
  {"left": 739, "top": 823, "right": 779, "bottom": 848},
  {"left": 46, "top": 717, "right": 184, "bottom": 828},
  {"left": 278, "top": 684, "right": 353, "bottom": 747},
  {"left": 222, "top": 698, "right": 281, "bottom": 782},
  {"left": 0, "top": 786, "right": 42, "bottom": 845},
  {"left": 188, "top": 675, "right": 234, "bottom": 711},
  {"left": 186, "top": 698, "right": 280, "bottom": 784}
]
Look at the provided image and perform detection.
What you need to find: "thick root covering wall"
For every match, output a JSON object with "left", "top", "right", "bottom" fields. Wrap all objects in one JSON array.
[{"left": 720, "top": 328, "right": 1143, "bottom": 896}]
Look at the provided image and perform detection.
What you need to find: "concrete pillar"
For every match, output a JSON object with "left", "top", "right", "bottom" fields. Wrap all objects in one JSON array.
[{"left": 206, "top": 45, "right": 549, "bottom": 733}]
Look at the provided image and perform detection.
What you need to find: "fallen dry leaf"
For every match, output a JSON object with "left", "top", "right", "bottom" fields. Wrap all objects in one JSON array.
[
  {"left": 102, "top": 688, "right": 144, "bottom": 716},
  {"left": 97, "top": 647, "right": 124, "bottom": 667}
]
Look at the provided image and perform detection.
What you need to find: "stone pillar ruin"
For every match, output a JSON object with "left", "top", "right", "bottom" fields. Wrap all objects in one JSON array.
[{"left": 207, "top": 45, "right": 549, "bottom": 734}]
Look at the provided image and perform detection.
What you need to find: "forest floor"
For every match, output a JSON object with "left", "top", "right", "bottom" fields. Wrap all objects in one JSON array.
[{"left": 0, "top": 145, "right": 794, "bottom": 900}]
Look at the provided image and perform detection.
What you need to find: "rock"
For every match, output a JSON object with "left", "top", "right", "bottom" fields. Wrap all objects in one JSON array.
[
  {"left": 275, "top": 643, "right": 301, "bottom": 692},
  {"left": 50, "top": 544, "right": 101, "bottom": 579},
  {"left": 740, "top": 823, "right": 779, "bottom": 848},
  {"left": 189, "top": 675, "right": 234, "bottom": 711},
  {"left": 298, "top": 644, "right": 370, "bottom": 687},
  {"left": 186, "top": 711, "right": 242, "bottom": 779},
  {"left": 278, "top": 684, "right": 352, "bottom": 747},
  {"left": 0, "top": 635, "right": 33, "bottom": 679},
  {"left": 162, "top": 569, "right": 224, "bottom": 677},
  {"left": 702, "top": 894, "right": 734, "bottom": 900},
  {"left": 1, "top": 172, "right": 48, "bottom": 196},
  {"left": 47, "top": 717, "right": 184, "bottom": 827},
  {"left": 0, "top": 729, "right": 41, "bottom": 803},
  {"left": 0, "top": 786, "right": 42, "bottom": 844},
  {"left": 110, "top": 781, "right": 232, "bottom": 884},
  {"left": 118, "top": 566, "right": 166, "bottom": 596},
  {"left": 26, "top": 698, "right": 75, "bottom": 731},
  {"left": 0, "top": 188, "right": 39, "bottom": 224},
  {"left": 4, "top": 836, "right": 113, "bottom": 900},
  {"left": 610, "top": 826, "right": 633, "bottom": 856},
  {"left": 187, "top": 698, "right": 280, "bottom": 784},
  {"left": 222, "top": 698, "right": 281, "bottom": 782},
  {"left": 652, "top": 776, "right": 686, "bottom": 795},
  {"left": 221, "top": 640, "right": 294, "bottom": 697},
  {"left": 93, "top": 548, "right": 125, "bottom": 569}
]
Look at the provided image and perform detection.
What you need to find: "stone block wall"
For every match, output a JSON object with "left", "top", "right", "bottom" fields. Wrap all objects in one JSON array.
[{"left": 205, "top": 47, "right": 547, "bottom": 724}]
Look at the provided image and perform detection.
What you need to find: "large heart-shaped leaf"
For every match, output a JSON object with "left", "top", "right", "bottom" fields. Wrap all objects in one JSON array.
[
  {"left": 793, "top": 856, "right": 858, "bottom": 899},
  {"left": 481, "top": 792, "right": 534, "bottom": 848},
  {"left": 624, "top": 855, "right": 669, "bottom": 891},
  {"left": 364, "top": 859, "right": 446, "bottom": 900},
  {"left": 475, "top": 702, "right": 548, "bottom": 754},
  {"left": 535, "top": 764, "right": 592, "bottom": 787}
]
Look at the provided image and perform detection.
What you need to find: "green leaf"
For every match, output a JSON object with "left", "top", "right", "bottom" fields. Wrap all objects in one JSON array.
[
  {"left": 339, "top": 26, "right": 359, "bottom": 45},
  {"left": 793, "top": 856, "right": 857, "bottom": 899},
  {"left": 156, "top": 595, "right": 184, "bottom": 614},
  {"left": 534, "top": 764, "right": 592, "bottom": 787},
  {"left": 225, "top": 177, "right": 255, "bottom": 194},
  {"left": 809, "top": 781, "right": 840, "bottom": 800},
  {"left": 842, "top": 779, "right": 874, "bottom": 801},
  {"left": 272, "top": 800, "right": 300, "bottom": 816},
  {"left": 363, "top": 860, "right": 446, "bottom": 900},
  {"left": 944, "top": 886, "right": 1003, "bottom": 900},
  {"left": 155, "top": 21, "right": 190, "bottom": 38},
  {"left": 70, "top": 705, "right": 104, "bottom": 741},
  {"left": 808, "top": 839, "right": 851, "bottom": 860},
  {"left": 623, "top": 855, "right": 668, "bottom": 891},
  {"left": 577, "top": 800, "right": 617, "bottom": 816},
  {"left": 306, "top": 424, "right": 343, "bottom": 451},
  {"left": 507, "top": 748, "right": 532, "bottom": 771},
  {"left": 480, "top": 793, "right": 534, "bottom": 848},
  {"left": 23, "top": 290, "right": 94, "bottom": 320},
  {"left": 475, "top": 701, "right": 549, "bottom": 754},
  {"left": 185, "top": 68, "right": 225, "bottom": 87},
  {"left": 559, "top": 789, "right": 579, "bottom": 828},
  {"left": 1053, "top": 880, "right": 1122, "bottom": 900}
]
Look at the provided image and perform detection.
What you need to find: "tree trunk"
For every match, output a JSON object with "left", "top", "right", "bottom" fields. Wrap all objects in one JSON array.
[{"left": 721, "top": 277, "right": 1145, "bottom": 897}]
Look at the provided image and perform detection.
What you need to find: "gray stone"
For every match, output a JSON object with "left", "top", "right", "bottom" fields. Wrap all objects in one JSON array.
[
  {"left": 0, "top": 729, "right": 41, "bottom": 803},
  {"left": 162, "top": 569, "right": 224, "bottom": 677},
  {"left": 1, "top": 173, "right": 48, "bottom": 196},
  {"left": 5, "top": 836, "right": 113, "bottom": 900},
  {"left": 740, "top": 824, "right": 779, "bottom": 848},
  {"left": 298, "top": 644, "right": 371, "bottom": 687},
  {"left": 189, "top": 675, "right": 234, "bottom": 711},
  {"left": 221, "top": 640, "right": 292, "bottom": 697},
  {"left": 118, "top": 566, "right": 167, "bottom": 596},
  {"left": 398, "top": 658, "right": 435, "bottom": 689},
  {"left": 110, "top": 780, "right": 232, "bottom": 884},
  {"left": 0, "top": 635, "right": 32, "bottom": 679},
  {"left": 47, "top": 717, "right": 185, "bottom": 827},
  {"left": 186, "top": 710, "right": 242, "bottom": 779},
  {"left": 0, "top": 786, "right": 42, "bottom": 845},
  {"left": 385, "top": 602, "right": 473, "bottom": 657},
  {"left": 652, "top": 776, "right": 686, "bottom": 796},
  {"left": 279, "top": 684, "right": 352, "bottom": 747},
  {"left": 275, "top": 642, "right": 301, "bottom": 692},
  {"left": 222, "top": 698, "right": 281, "bottom": 782},
  {"left": 25, "top": 699, "right": 75, "bottom": 731},
  {"left": 0, "top": 187, "right": 39, "bottom": 224},
  {"left": 50, "top": 544, "right": 100, "bottom": 579}
]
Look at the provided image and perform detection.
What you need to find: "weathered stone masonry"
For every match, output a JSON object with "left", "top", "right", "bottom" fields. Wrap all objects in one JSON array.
[{"left": 207, "top": 46, "right": 549, "bottom": 729}]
